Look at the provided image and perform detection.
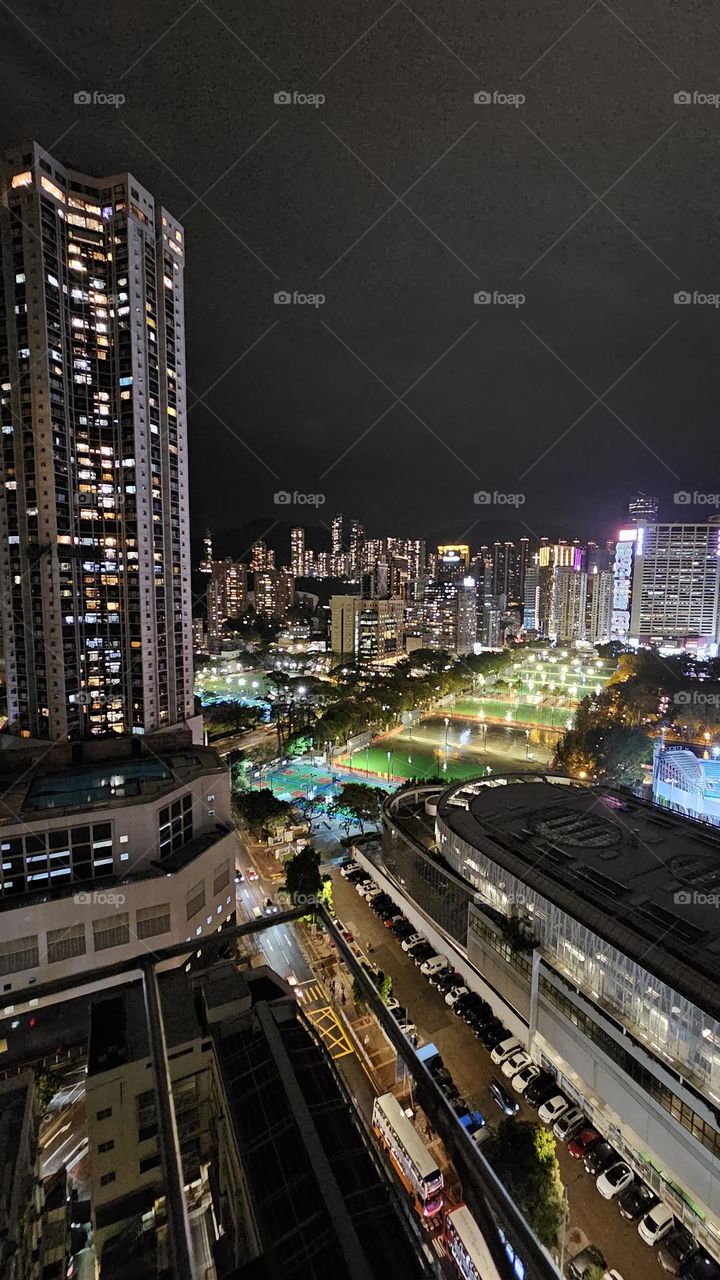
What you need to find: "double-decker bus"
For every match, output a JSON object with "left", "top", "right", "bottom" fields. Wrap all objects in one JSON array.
[
  {"left": 371, "top": 1092, "right": 444, "bottom": 1218},
  {"left": 445, "top": 1205, "right": 512, "bottom": 1280}
]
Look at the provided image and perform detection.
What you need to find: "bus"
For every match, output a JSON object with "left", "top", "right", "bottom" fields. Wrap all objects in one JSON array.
[
  {"left": 372, "top": 1092, "right": 444, "bottom": 1218},
  {"left": 445, "top": 1205, "right": 509, "bottom": 1280}
]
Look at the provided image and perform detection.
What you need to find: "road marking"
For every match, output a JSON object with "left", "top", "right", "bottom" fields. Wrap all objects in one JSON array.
[{"left": 306, "top": 1005, "right": 354, "bottom": 1059}]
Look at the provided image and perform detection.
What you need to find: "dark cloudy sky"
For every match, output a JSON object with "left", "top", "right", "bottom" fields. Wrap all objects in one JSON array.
[{"left": 2, "top": 0, "right": 720, "bottom": 549}]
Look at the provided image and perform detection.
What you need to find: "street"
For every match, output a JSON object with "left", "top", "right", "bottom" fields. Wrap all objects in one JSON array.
[{"left": 329, "top": 865, "right": 655, "bottom": 1280}]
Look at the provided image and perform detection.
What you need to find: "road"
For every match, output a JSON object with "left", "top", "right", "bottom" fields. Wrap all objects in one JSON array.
[
  {"left": 329, "top": 866, "right": 656, "bottom": 1280},
  {"left": 234, "top": 832, "right": 313, "bottom": 983},
  {"left": 213, "top": 723, "right": 276, "bottom": 759}
]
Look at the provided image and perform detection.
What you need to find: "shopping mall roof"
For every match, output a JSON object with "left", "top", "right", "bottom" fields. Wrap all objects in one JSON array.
[{"left": 436, "top": 773, "right": 720, "bottom": 1021}]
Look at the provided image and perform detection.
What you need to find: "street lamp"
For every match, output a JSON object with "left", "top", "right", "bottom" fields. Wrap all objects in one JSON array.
[{"left": 387, "top": 749, "right": 392, "bottom": 782}]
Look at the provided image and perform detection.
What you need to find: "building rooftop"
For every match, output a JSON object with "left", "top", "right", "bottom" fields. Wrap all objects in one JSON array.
[
  {"left": 0, "top": 734, "right": 224, "bottom": 823},
  {"left": 436, "top": 773, "right": 720, "bottom": 1022}
]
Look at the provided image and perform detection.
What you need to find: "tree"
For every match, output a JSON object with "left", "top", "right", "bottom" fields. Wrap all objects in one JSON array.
[
  {"left": 233, "top": 789, "right": 292, "bottom": 839},
  {"left": 283, "top": 843, "right": 322, "bottom": 909},
  {"left": 482, "top": 1119, "right": 565, "bottom": 1248},
  {"left": 334, "top": 781, "right": 388, "bottom": 832},
  {"left": 34, "top": 1070, "right": 55, "bottom": 1112}
]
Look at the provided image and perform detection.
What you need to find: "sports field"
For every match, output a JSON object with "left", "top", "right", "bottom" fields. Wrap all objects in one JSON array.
[{"left": 336, "top": 714, "right": 554, "bottom": 783}]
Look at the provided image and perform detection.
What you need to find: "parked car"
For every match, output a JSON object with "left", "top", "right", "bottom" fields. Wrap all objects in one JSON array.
[
  {"left": 490, "top": 1036, "right": 522, "bottom": 1066},
  {"left": 618, "top": 1180, "right": 658, "bottom": 1221},
  {"left": 383, "top": 911, "right": 403, "bottom": 927},
  {"left": 390, "top": 1005, "right": 408, "bottom": 1023},
  {"left": 477, "top": 1020, "right": 507, "bottom": 1050},
  {"left": 356, "top": 879, "right": 377, "bottom": 896},
  {"left": 410, "top": 944, "right": 435, "bottom": 965},
  {"left": 246, "top": 867, "right": 259, "bottom": 881},
  {"left": 523, "top": 1071, "right": 556, "bottom": 1107},
  {"left": 391, "top": 918, "right": 413, "bottom": 938},
  {"left": 401, "top": 933, "right": 424, "bottom": 952},
  {"left": 364, "top": 887, "right": 383, "bottom": 903},
  {"left": 596, "top": 1161, "right": 634, "bottom": 1200},
  {"left": 638, "top": 1203, "right": 675, "bottom": 1247},
  {"left": 538, "top": 1093, "right": 569, "bottom": 1125},
  {"left": 435, "top": 970, "right": 462, "bottom": 993},
  {"left": 340, "top": 861, "right": 360, "bottom": 877},
  {"left": 346, "top": 869, "right": 367, "bottom": 884},
  {"left": 657, "top": 1226, "right": 698, "bottom": 1275},
  {"left": 566, "top": 1245, "right": 607, "bottom": 1280},
  {"left": 583, "top": 1141, "right": 618, "bottom": 1177},
  {"left": 680, "top": 1253, "right": 720, "bottom": 1280},
  {"left": 398, "top": 1021, "right": 417, "bottom": 1038},
  {"left": 501, "top": 1050, "right": 533, "bottom": 1080},
  {"left": 386, "top": 995, "right": 400, "bottom": 1012},
  {"left": 439, "top": 1078, "right": 461, "bottom": 1102},
  {"left": 421, "top": 955, "right": 449, "bottom": 978},
  {"left": 568, "top": 1127, "right": 601, "bottom": 1160},
  {"left": 445, "top": 986, "right": 470, "bottom": 1009},
  {"left": 463, "top": 998, "right": 492, "bottom": 1026},
  {"left": 553, "top": 1106, "right": 586, "bottom": 1143},
  {"left": 512, "top": 1063, "right": 542, "bottom": 1095},
  {"left": 488, "top": 1078, "right": 520, "bottom": 1116}
]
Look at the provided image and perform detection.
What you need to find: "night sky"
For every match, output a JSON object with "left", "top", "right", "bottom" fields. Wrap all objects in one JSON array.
[{"left": 2, "top": 0, "right": 720, "bottom": 551}]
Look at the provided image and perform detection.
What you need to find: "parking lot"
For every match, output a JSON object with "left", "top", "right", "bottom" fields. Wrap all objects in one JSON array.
[{"left": 331, "top": 865, "right": 673, "bottom": 1280}]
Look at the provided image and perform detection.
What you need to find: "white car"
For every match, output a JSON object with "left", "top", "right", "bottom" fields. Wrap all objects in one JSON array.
[
  {"left": 501, "top": 1050, "right": 532, "bottom": 1079},
  {"left": 364, "top": 887, "right": 383, "bottom": 902},
  {"left": 445, "top": 986, "right": 469, "bottom": 1008},
  {"left": 420, "top": 955, "right": 448, "bottom": 978},
  {"left": 490, "top": 1036, "right": 522, "bottom": 1066},
  {"left": 401, "top": 933, "right": 424, "bottom": 952},
  {"left": 596, "top": 1161, "right": 633, "bottom": 1200},
  {"left": 637, "top": 1202, "right": 674, "bottom": 1246},
  {"left": 552, "top": 1105, "right": 586, "bottom": 1142},
  {"left": 538, "top": 1093, "right": 569, "bottom": 1125},
  {"left": 340, "top": 862, "right": 359, "bottom": 877},
  {"left": 512, "top": 1063, "right": 541, "bottom": 1095},
  {"left": 356, "top": 880, "right": 376, "bottom": 896}
]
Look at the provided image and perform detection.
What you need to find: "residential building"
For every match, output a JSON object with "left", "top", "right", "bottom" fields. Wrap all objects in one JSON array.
[
  {"left": 330, "top": 512, "right": 343, "bottom": 556},
  {"left": 330, "top": 595, "right": 404, "bottom": 664},
  {"left": 349, "top": 520, "right": 364, "bottom": 575},
  {"left": 86, "top": 960, "right": 430, "bottom": 1278},
  {"left": 550, "top": 565, "right": 587, "bottom": 643},
  {"left": 0, "top": 141, "right": 194, "bottom": 741},
  {"left": 253, "top": 568, "right": 294, "bottom": 618},
  {"left": 586, "top": 567, "right": 614, "bottom": 644},
  {"left": 290, "top": 526, "right": 304, "bottom": 577},
  {"left": 199, "top": 530, "right": 213, "bottom": 575},
  {"left": 422, "top": 577, "right": 476, "bottom": 654},
  {"left": 0, "top": 1073, "right": 42, "bottom": 1280},
  {"left": 0, "top": 734, "right": 240, "bottom": 1006},
  {"left": 206, "top": 558, "right": 247, "bottom": 650}
]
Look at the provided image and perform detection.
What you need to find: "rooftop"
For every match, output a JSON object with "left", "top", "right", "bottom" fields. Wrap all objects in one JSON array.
[
  {"left": 436, "top": 773, "right": 720, "bottom": 1022},
  {"left": 0, "top": 734, "right": 224, "bottom": 824}
]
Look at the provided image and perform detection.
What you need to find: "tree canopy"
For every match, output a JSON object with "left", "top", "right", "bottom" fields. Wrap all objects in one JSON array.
[
  {"left": 233, "top": 788, "right": 292, "bottom": 838},
  {"left": 482, "top": 1119, "right": 565, "bottom": 1248}
]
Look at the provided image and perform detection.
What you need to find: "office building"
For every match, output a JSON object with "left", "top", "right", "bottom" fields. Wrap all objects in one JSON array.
[
  {"left": 0, "top": 734, "right": 240, "bottom": 1005},
  {"left": 436, "top": 544, "right": 470, "bottom": 575},
  {"left": 290, "top": 526, "right": 305, "bottom": 577},
  {"left": 86, "top": 960, "right": 429, "bottom": 1278},
  {"left": 628, "top": 523, "right": 720, "bottom": 648},
  {"left": 0, "top": 141, "right": 194, "bottom": 741},
  {"left": 330, "top": 595, "right": 404, "bottom": 664},
  {"left": 628, "top": 491, "right": 659, "bottom": 524},
  {"left": 381, "top": 775, "right": 720, "bottom": 1261}
]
